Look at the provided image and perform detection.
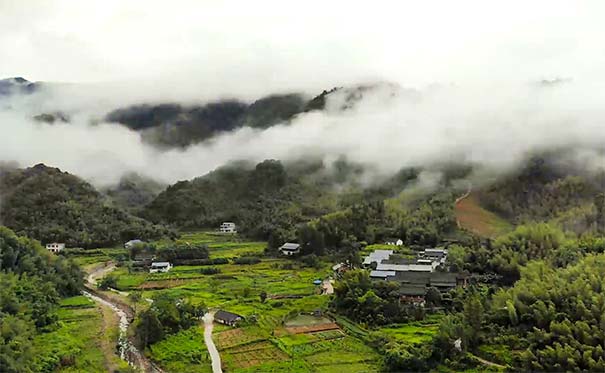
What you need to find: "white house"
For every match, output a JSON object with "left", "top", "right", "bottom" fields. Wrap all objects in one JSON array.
[
  {"left": 219, "top": 222, "right": 237, "bottom": 233},
  {"left": 149, "top": 262, "right": 172, "bottom": 273},
  {"left": 124, "top": 239, "right": 144, "bottom": 249},
  {"left": 46, "top": 243, "right": 65, "bottom": 253},
  {"left": 279, "top": 242, "right": 301, "bottom": 256}
]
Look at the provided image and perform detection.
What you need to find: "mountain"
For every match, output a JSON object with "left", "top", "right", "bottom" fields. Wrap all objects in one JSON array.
[
  {"left": 0, "top": 77, "right": 39, "bottom": 96},
  {"left": 103, "top": 172, "right": 166, "bottom": 212},
  {"left": 104, "top": 93, "right": 310, "bottom": 147},
  {"left": 0, "top": 164, "right": 171, "bottom": 248}
]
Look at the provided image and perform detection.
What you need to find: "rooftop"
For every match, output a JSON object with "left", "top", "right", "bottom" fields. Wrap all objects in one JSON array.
[
  {"left": 362, "top": 249, "right": 393, "bottom": 265},
  {"left": 280, "top": 243, "right": 301, "bottom": 251},
  {"left": 151, "top": 262, "right": 171, "bottom": 267},
  {"left": 215, "top": 310, "right": 243, "bottom": 322},
  {"left": 370, "top": 270, "right": 397, "bottom": 278}
]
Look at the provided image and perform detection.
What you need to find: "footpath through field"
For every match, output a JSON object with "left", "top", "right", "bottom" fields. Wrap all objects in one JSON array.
[{"left": 203, "top": 311, "right": 223, "bottom": 373}]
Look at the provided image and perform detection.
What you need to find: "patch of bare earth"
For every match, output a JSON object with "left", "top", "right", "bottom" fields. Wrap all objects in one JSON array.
[{"left": 455, "top": 194, "right": 511, "bottom": 238}]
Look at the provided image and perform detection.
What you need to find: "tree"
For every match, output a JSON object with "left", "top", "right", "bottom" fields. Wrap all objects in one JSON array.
[
  {"left": 135, "top": 309, "right": 164, "bottom": 347},
  {"left": 463, "top": 293, "right": 484, "bottom": 346},
  {"left": 97, "top": 274, "right": 117, "bottom": 290},
  {"left": 425, "top": 287, "right": 442, "bottom": 307},
  {"left": 128, "top": 291, "right": 143, "bottom": 314},
  {"left": 595, "top": 193, "right": 605, "bottom": 234},
  {"left": 259, "top": 291, "right": 267, "bottom": 303}
]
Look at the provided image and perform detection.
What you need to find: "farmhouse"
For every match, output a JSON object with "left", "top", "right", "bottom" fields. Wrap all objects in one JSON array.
[
  {"left": 214, "top": 310, "right": 244, "bottom": 326},
  {"left": 279, "top": 242, "right": 301, "bottom": 256},
  {"left": 149, "top": 262, "right": 172, "bottom": 273},
  {"left": 124, "top": 239, "right": 144, "bottom": 249},
  {"left": 419, "top": 248, "right": 448, "bottom": 264},
  {"left": 219, "top": 222, "right": 237, "bottom": 233},
  {"left": 46, "top": 243, "right": 65, "bottom": 253}
]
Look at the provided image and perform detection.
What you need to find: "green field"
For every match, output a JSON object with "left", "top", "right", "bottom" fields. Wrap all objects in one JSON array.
[
  {"left": 77, "top": 231, "right": 445, "bottom": 372},
  {"left": 376, "top": 313, "right": 443, "bottom": 346},
  {"left": 32, "top": 296, "right": 130, "bottom": 372}
]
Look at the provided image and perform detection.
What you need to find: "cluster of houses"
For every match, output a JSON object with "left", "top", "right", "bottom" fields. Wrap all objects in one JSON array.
[
  {"left": 364, "top": 247, "right": 467, "bottom": 304},
  {"left": 125, "top": 239, "right": 173, "bottom": 273}
]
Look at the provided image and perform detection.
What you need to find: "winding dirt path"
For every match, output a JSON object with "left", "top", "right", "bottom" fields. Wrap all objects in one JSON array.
[
  {"left": 455, "top": 182, "right": 472, "bottom": 229},
  {"left": 202, "top": 311, "right": 223, "bottom": 373}
]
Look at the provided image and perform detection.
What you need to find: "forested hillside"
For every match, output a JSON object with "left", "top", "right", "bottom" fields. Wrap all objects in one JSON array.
[
  {"left": 0, "top": 226, "right": 83, "bottom": 372},
  {"left": 142, "top": 159, "right": 341, "bottom": 240},
  {"left": 0, "top": 164, "right": 171, "bottom": 248},
  {"left": 479, "top": 156, "right": 604, "bottom": 233},
  {"left": 105, "top": 93, "right": 309, "bottom": 147}
]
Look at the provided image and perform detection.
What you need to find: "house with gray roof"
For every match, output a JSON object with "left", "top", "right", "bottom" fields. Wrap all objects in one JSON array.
[{"left": 279, "top": 242, "right": 301, "bottom": 256}]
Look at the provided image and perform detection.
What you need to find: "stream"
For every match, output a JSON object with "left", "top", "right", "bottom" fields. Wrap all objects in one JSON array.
[{"left": 82, "top": 290, "right": 151, "bottom": 370}]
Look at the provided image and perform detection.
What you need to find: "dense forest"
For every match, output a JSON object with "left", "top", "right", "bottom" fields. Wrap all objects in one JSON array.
[
  {"left": 105, "top": 93, "right": 312, "bottom": 147},
  {"left": 0, "top": 164, "right": 172, "bottom": 248},
  {"left": 103, "top": 83, "right": 402, "bottom": 148},
  {"left": 0, "top": 226, "right": 83, "bottom": 372}
]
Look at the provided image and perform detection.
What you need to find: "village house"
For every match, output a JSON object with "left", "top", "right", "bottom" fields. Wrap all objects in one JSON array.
[
  {"left": 279, "top": 242, "right": 301, "bottom": 256},
  {"left": 149, "top": 262, "right": 172, "bottom": 273},
  {"left": 219, "top": 222, "right": 237, "bottom": 233},
  {"left": 214, "top": 310, "right": 244, "bottom": 326},
  {"left": 419, "top": 248, "right": 448, "bottom": 264},
  {"left": 124, "top": 239, "right": 144, "bottom": 249},
  {"left": 362, "top": 249, "right": 393, "bottom": 266},
  {"left": 46, "top": 243, "right": 65, "bottom": 253}
]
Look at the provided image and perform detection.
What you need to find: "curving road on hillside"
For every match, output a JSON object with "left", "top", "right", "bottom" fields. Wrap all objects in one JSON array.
[{"left": 202, "top": 311, "right": 223, "bottom": 373}]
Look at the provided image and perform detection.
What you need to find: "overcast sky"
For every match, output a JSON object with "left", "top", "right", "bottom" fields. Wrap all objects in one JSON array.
[
  {"left": 1, "top": 0, "right": 604, "bottom": 92},
  {"left": 1, "top": 1, "right": 605, "bottom": 186}
]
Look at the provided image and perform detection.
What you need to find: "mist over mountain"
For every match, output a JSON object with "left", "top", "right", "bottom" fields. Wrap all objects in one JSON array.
[{"left": 1, "top": 76, "right": 605, "bottom": 193}]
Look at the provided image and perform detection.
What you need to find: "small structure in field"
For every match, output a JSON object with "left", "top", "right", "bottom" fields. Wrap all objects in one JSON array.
[
  {"left": 219, "top": 222, "right": 237, "bottom": 233},
  {"left": 46, "top": 243, "right": 65, "bottom": 253},
  {"left": 124, "top": 239, "right": 144, "bottom": 249},
  {"left": 149, "top": 262, "right": 172, "bottom": 273},
  {"left": 279, "top": 242, "right": 301, "bottom": 256},
  {"left": 214, "top": 310, "right": 244, "bottom": 326}
]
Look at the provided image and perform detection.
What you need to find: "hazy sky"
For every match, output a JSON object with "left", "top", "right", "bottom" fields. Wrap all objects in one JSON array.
[
  {"left": 1, "top": 1, "right": 605, "bottom": 187},
  {"left": 1, "top": 0, "right": 604, "bottom": 92}
]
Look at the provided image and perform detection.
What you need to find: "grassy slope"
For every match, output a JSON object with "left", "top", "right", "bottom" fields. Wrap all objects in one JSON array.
[
  {"left": 32, "top": 296, "right": 130, "bottom": 372},
  {"left": 455, "top": 194, "right": 512, "bottom": 238}
]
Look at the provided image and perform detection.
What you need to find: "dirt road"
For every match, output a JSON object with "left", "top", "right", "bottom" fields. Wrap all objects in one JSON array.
[{"left": 202, "top": 311, "right": 223, "bottom": 373}]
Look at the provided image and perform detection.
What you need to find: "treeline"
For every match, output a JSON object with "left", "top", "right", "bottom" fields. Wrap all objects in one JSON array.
[
  {"left": 143, "top": 159, "right": 339, "bottom": 239},
  {"left": 134, "top": 293, "right": 205, "bottom": 347},
  {"left": 0, "top": 164, "right": 172, "bottom": 248},
  {"left": 0, "top": 226, "right": 83, "bottom": 372},
  {"left": 105, "top": 93, "right": 309, "bottom": 147},
  {"left": 479, "top": 155, "right": 603, "bottom": 232}
]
